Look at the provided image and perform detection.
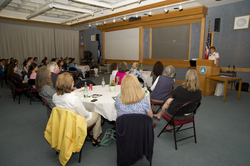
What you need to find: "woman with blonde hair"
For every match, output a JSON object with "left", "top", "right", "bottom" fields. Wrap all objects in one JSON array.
[
  {"left": 154, "top": 69, "right": 202, "bottom": 130},
  {"left": 36, "top": 66, "right": 56, "bottom": 109},
  {"left": 53, "top": 72, "right": 102, "bottom": 146},
  {"left": 115, "top": 74, "right": 153, "bottom": 119},
  {"left": 128, "top": 62, "right": 144, "bottom": 83}
]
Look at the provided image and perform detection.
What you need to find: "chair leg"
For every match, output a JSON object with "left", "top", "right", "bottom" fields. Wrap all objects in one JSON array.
[
  {"left": 193, "top": 121, "right": 197, "bottom": 143},
  {"left": 13, "top": 91, "right": 16, "bottom": 102},
  {"left": 176, "top": 125, "right": 183, "bottom": 132},
  {"left": 173, "top": 125, "right": 177, "bottom": 150},
  {"left": 18, "top": 93, "right": 21, "bottom": 104},
  {"left": 78, "top": 146, "right": 83, "bottom": 163},
  {"left": 157, "top": 122, "right": 170, "bottom": 137}
]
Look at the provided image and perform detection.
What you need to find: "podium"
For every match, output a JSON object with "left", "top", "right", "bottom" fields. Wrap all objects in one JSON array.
[{"left": 196, "top": 60, "right": 220, "bottom": 95}]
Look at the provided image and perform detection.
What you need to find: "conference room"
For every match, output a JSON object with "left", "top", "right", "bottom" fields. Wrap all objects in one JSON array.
[{"left": 0, "top": 0, "right": 250, "bottom": 165}]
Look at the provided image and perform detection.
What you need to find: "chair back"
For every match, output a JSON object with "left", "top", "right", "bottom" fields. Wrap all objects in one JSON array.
[
  {"left": 69, "top": 67, "right": 78, "bottom": 72},
  {"left": 11, "top": 78, "right": 22, "bottom": 89},
  {"left": 116, "top": 114, "right": 154, "bottom": 166},
  {"left": 175, "top": 101, "right": 201, "bottom": 117},
  {"left": 28, "top": 79, "right": 36, "bottom": 87}
]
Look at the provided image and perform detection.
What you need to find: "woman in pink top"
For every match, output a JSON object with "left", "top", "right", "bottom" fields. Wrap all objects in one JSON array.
[
  {"left": 28, "top": 63, "right": 38, "bottom": 88},
  {"left": 115, "top": 62, "right": 128, "bottom": 85}
]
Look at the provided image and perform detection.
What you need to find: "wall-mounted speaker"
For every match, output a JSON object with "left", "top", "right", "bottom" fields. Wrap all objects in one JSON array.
[{"left": 214, "top": 18, "right": 221, "bottom": 32}]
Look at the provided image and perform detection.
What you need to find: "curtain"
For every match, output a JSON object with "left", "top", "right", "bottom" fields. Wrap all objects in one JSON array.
[
  {"left": 54, "top": 29, "right": 79, "bottom": 64},
  {"left": 0, "top": 22, "right": 55, "bottom": 65}
]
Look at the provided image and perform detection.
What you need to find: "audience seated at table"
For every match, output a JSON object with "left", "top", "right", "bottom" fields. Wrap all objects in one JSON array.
[
  {"left": 128, "top": 62, "right": 145, "bottom": 84},
  {"left": 115, "top": 62, "right": 128, "bottom": 85},
  {"left": 48, "top": 62, "right": 59, "bottom": 88},
  {"left": 36, "top": 66, "right": 56, "bottom": 109},
  {"left": 150, "top": 65, "right": 175, "bottom": 112},
  {"left": 154, "top": 69, "right": 202, "bottom": 130},
  {"left": 151, "top": 61, "right": 164, "bottom": 85},
  {"left": 0, "top": 59, "right": 6, "bottom": 77},
  {"left": 7, "top": 63, "right": 29, "bottom": 88},
  {"left": 110, "top": 62, "right": 118, "bottom": 83},
  {"left": 53, "top": 72, "right": 102, "bottom": 146}
]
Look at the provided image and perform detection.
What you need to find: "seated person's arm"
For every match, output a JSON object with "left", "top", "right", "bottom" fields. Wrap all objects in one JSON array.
[
  {"left": 74, "top": 98, "right": 91, "bottom": 119},
  {"left": 146, "top": 109, "right": 153, "bottom": 118}
]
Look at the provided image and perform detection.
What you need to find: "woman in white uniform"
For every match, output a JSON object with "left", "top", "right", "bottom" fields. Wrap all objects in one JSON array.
[{"left": 208, "top": 46, "right": 219, "bottom": 67}]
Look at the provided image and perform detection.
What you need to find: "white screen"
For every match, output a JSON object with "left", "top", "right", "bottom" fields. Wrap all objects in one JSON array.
[{"left": 105, "top": 28, "right": 139, "bottom": 60}]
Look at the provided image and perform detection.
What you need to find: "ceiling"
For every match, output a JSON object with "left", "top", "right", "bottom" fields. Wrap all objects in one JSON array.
[{"left": 0, "top": 0, "right": 244, "bottom": 29}]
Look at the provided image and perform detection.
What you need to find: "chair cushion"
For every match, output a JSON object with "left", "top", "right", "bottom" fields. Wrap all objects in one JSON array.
[
  {"left": 15, "top": 88, "right": 22, "bottom": 92},
  {"left": 162, "top": 113, "right": 194, "bottom": 126},
  {"left": 31, "top": 89, "right": 38, "bottom": 93}
]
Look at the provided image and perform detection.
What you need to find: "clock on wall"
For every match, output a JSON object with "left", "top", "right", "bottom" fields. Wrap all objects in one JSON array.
[{"left": 91, "top": 35, "right": 96, "bottom": 41}]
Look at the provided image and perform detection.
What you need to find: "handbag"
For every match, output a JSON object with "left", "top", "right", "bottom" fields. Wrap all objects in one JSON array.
[
  {"left": 100, "top": 128, "right": 116, "bottom": 147},
  {"left": 214, "top": 83, "right": 224, "bottom": 96}
]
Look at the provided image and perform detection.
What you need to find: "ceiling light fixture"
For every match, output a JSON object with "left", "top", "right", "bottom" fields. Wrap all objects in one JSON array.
[
  {"left": 136, "top": 13, "right": 138, "bottom": 18},
  {"left": 148, "top": 10, "right": 152, "bottom": 17},
  {"left": 123, "top": 16, "right": 126, "bottom": 21},
  {"left": 92, "top": 12, "right": 94, "bottom": 17},
  {"left": 179, "top": 4, "right": 183, "bottom": 11},
  {"left": 113, "top": 18, "right": 116, "bottom": 23},
  {"left": 164, "top": 7, "right": 169, "bottom": 14},
  {"left": 89, "top": 24, "right": 91, "bottom": 28},
  {"left": 104, "top": 20, "right": 106, "bottom": 25},
  {"left": 101, "top": 10, "right": 104, "bottom": 14},
  {"left": 96, "top": 22, "right": 99, "bottom": 26},
  {"left": 77, "top": 18, "right": 79, "bottom": 21}
]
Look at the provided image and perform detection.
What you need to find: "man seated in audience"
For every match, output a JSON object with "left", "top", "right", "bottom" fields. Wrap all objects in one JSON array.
[
  {"left": 27, "top": 57, "right": 34, "bottom": 64},
  {"left": 33, "top": 57, "right": 41, "bottom": 66},
  {"left": 110, "top": 62, "right": 118, "bottom": 83},
  {"left": 48, "top": 62, "right": 59, "bottom": 88},
  {"left": 89, "top": 58, "right": 99, "bottom": 77},
  {"left": 68, "top": 58, "right": 84, "bottom": 79}
]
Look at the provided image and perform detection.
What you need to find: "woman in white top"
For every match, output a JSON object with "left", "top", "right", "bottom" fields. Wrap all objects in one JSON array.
[
  {"left": 208, "top": 46, "right": 219, "bottom": 67},
  {"left": 53, "top": 72, "right": 102, "bottom": 146},
  {"left": 110, "top": 62, "right": 118, "bottom": 83}
]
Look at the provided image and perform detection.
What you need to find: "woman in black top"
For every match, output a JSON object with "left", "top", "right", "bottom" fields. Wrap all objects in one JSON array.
[
  {"left": 7, "top": 63, "right": 29, "bottom": 88},
  {"left": 154, "top": 69, "right": 202, "bottom": 130}
]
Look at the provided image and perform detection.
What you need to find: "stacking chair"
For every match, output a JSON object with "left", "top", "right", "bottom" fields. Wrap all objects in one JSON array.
[
  {"left": 11, "top": 78, "right": 31, "bottom": 104},
  {"left": 28, "top": 79, "right": 41, "bottom": 105},
  {"left": 41, "top": 97, "right": 52, "bottom": 119},
  {"left": 0, "top": 76, "right": 7, "bottom": 88},
  {"left": 157, "top": 101, "right": 201, "bottom": 150},
  {"left": 116, "top": 114, "right": 154, "bottom": 166},
  {"left": 69, "top": 67, "right": 80, "bottom": 82}
]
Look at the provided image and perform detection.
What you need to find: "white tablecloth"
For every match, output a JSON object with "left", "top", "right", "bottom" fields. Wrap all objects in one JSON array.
[
  {"left": 74, "top": 85, "right": 150, "bottom": 121},
  {"left": 77, "top": 65, "right": 90, "bottom": 76},
  {"left": 126, "top": 71, "right": 153, "bottom": 87}
]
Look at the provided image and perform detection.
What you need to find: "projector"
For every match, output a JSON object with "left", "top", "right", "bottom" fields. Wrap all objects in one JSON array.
[{"left": 129, "top": 17, "right": 141, "bottom": 22}]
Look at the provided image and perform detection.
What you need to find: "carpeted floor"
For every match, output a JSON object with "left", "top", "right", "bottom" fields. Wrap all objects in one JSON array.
[{"left": 0, "top": 73, "right": 250, "bottom": 166}]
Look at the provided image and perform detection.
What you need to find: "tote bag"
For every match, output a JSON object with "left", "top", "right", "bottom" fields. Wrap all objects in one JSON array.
[{"left": 214, "top": 83, "right": 224, "bottom": 96}]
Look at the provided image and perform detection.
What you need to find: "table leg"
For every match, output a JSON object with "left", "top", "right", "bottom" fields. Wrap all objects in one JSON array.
[
  {"left": 203, "top": 78, "right": 207, "bottom": 97},
  {"left": 223, "top": 81, "right": 228, "bottom": 102},
  {"left": 238, "top": 79, "right": 242, "bottom": 99}
]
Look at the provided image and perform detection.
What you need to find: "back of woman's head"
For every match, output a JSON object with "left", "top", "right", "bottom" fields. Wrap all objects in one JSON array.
[
  {"left": 162, "top": 65, "right": 175, "bottom": 78},
  {"left": 152, "top": 61, "right": 164, "bottom": 77},
  {"left": 28, "top": 63, "right": 37, "bottom": 78},
  {"left": 182, "top": 69, "right": 200, "bottom": 92},
  {"left": 7, "top": 63, "right": 16, "bottom": 79},
  {"left": 70, "top": 58, "right": 75, "bottom": 63},
  {"left": 55, "top": 72, "right": 73, "bottom": 95},
  {"left": 111, "top": 62, "right": 118, "bottom": 71},
  {"left": 120, "top": 74, "right": 145, "bottom": 105},
  {"left": 23, "top": 60, "right": 28, "bottom": 66},
  {"left": 130, "top": 62, "right": 139, "bottom": 72},
  {"left": 36, "top": 66, "right": 52, "bottom": 92},
  {"left": 118, "top": 62, "right": 127, "bottom": 73}
]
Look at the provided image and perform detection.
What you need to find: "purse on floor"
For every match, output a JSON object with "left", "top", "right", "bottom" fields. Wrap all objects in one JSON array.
[{"left": 100, "top": 128, "right": 116, "bottom": 147}]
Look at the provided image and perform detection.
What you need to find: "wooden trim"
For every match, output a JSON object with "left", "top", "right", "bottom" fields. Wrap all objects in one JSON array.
[
  {"left": 72, "top": 0, "right": 191, "bottom": 27},
  {"left": 188, "top": 23, "right": 192, "bottom": 60},
  {"left": 149, "top": 28, "right": 152, "bottom": 59},
  {"left": 143, "top": 58, "right": 191, "bottom": 68},
  {"left": 104, "top": 59, "right": 139, "bottom": 65},
  {"left": 139, "top": 26, "right": 143, "bottom": 63},
  {"left": 175, "top": 80, "right": 185, "bottom": 84},
  {"left": 199, "top": 17, "right": 206, "bottom": 59},
  {"left": 98, "top": 6, "right": 207, "bottom": 31},
  {"left": 103, "top": 31, "right": 106, "bottom": 60},
  {"left": 0, "top": 16, "right": 70, "bottom": 27},
  {"left": 220, "top": 67, "right": 250, "bottom": 73}
]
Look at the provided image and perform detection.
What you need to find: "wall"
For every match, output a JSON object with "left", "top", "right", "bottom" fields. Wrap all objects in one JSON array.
[
  {"left": 205, "top": 0, "right": 250, "bottom": 83},
  {"left": 84, "top": 28, "right": 103, "bottom": 61}
]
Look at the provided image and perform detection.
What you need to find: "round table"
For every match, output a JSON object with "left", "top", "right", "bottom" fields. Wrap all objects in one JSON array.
[
  {"left": 141, "top": 71, "right": 153, "bottom": 87},
  {"left": 74, "top": 85, "right": 150, "bottom": 121}
]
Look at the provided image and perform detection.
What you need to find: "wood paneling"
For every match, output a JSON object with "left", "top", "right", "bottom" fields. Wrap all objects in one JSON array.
[
  {"left": 143, "top": 59, "right": 191, "bottom": 68},
  {"left": 72, "top": 0, "right": 190, "bottom": 27},
  {"left": 220, "top": 67, "right": 250, "bottom": 72},
  {"left": 199, "top": 17, "right": 206, "bottom": 59},
  {"left": 104, "top": 59, "right": 139, "bottom": 64}
]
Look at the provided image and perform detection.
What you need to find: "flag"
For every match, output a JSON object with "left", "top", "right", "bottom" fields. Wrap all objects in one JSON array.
[
  {"left": 204, "top": 22, "right": 210, "bottom": 60},
  {"left": 97, "top": 34, "right": 102, "bottom": 64}
]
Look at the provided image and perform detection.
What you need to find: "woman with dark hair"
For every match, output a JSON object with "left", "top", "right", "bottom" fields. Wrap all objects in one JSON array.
[
  {"left": 57, "top": 60, "right": 64, "bottom": 73},
  {"left": 115, "top": 62, "right": 128, "bottom": 85},
  {"left": 23, "top": 60, "right": 31, "bottom": 77},
  {"left": 4, "top": 59, "right": 10, "bottom": 74},
  {"left": 28, "top": 63, "right": 38, "bottom": 79},
  {"left": 151, "top": 61, "right": 164, "bottom": 85},
  {"left": 42, "top": 58, "right": 49, "bottom": 66},
  {"left": 36, "top": 66, "right": 56, "bottom": 109},
  {"left": 7, "top": 63, "right": 29, "bottom": 88}
]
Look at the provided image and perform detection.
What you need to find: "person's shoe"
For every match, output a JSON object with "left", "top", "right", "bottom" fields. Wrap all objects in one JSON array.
[
  {"left": 152, "top": 122, "right": 156, "bottom": 128},
  {"left": 95, "top": 75, "right": 99, "bottom": 77}
]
